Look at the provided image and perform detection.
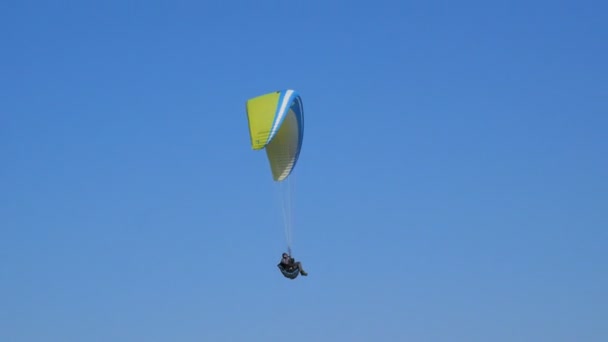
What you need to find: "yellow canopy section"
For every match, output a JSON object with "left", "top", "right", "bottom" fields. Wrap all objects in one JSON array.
[
  {"left": 265, "top": 109, "right": 300, "bottom": 181},
  {"left": 245, "top": 91, "right": 281, "bottom": 150}
]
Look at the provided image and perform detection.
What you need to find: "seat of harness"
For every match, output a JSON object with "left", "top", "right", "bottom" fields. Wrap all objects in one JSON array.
[{"left": 278, "top": 263, "right": 300, "bottom": 279}]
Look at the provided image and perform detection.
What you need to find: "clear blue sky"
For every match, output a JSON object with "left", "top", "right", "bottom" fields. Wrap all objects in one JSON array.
[{"left": 2, "top": 1, "right": 607, "bottom": 341}]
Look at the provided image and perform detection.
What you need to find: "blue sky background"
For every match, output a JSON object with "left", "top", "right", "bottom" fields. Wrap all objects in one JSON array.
[{"left": 2, "top": 0, "right": 607, "bottom": 341}]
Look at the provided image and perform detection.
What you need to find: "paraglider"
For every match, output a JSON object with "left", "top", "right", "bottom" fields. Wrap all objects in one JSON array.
[
  {"left": 245, "top": 89, "right": 308, "bottom": 279},
  {"left": 277, "top": 252, "right": 308, "bottom": 279}
]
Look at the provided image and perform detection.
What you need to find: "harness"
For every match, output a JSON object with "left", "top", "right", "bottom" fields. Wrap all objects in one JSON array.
[{"left": 278, "top": 263, "right": 300, "bottom": 279}]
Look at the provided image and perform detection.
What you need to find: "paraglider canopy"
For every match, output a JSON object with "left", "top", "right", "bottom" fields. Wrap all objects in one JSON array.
[{"left": 245, "top": 89, "right": 304, "bottom": 182}]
